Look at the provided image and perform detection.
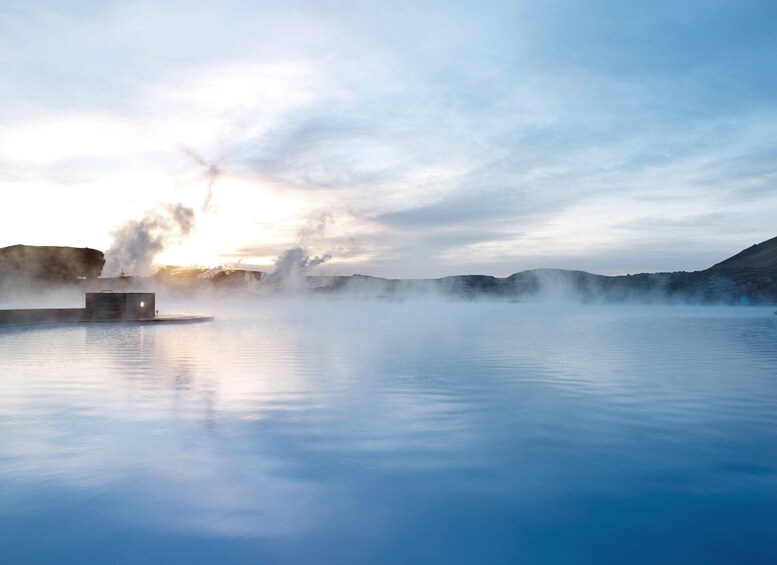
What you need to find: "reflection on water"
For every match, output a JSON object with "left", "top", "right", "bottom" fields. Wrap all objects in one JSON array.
[{"left": 1, "top": 302, "right": 776, "bottom": 563}]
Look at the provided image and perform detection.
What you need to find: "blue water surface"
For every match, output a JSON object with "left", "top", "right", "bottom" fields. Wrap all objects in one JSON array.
[{"left": 1, "top": 301, "right": 776, "bottom": 564}]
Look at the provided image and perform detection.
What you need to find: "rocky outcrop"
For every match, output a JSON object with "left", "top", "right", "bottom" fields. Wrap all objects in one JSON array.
[{"left": 0, "top": 245, "right": 105, "bottom": 285}]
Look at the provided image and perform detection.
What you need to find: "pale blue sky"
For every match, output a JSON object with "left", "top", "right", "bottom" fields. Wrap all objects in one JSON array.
[{"left": 1, "top": 0, "right": 776, "bottom": 276}]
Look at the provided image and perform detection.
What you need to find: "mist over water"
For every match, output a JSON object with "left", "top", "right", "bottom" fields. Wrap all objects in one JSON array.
[{"left": 1, "top": 301, "right": 776, "bottom": 563}]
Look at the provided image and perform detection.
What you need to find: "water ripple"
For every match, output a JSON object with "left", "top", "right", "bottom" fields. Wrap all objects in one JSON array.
[{"left": 1, "top": 303, "right": 776, "bottom": 563}]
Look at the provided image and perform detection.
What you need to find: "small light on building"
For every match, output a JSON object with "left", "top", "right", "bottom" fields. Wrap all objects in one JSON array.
[{"left": 140, "top": 301, "right": 145, "bottom": 308}]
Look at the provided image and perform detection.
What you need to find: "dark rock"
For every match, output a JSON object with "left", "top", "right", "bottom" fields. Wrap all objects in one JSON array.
[{"left": 0, "top": 245, "right": 105, "bottom": 285}]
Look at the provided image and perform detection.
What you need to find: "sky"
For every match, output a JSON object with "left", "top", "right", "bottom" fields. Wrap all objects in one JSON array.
[{"left": 1, "top": 0, "right": 776, "bottom": 278}]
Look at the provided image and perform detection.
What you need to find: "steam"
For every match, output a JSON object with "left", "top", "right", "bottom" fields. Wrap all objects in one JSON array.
[
  {"left": 259, "top": 247, "right": 332, "bottom": 291},
  {"left": 104, "top": 204, "right": 195, "bottom": 277},
  {"left": 257, "top": 213, "right": 334, "bottom": 292},
  {"left": 101, "top": 146, "right": 221, "bottom": 278},
  {"left": 181, "top": 146, "right": 224, "bottom": 212}
]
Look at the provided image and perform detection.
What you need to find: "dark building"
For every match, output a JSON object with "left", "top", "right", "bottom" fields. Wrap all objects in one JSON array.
[{"left": 85, "top": 292, "right": 156, "bottom": 320}]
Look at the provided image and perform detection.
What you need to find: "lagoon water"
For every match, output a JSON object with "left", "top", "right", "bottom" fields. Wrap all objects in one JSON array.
[{"left": 1, "top": 301, "right": 776, "bottom": 564}]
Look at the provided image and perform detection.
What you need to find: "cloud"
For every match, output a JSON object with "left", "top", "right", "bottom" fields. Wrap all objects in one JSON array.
[
  {"left": 375, "top": 197, "right": 512, "bottom": 228},
  {"left": 237, "top": 114, "right": 398, "bottom": 191},
  {"left": 2, "top": 0, "right": 777, "bottom": 275}
]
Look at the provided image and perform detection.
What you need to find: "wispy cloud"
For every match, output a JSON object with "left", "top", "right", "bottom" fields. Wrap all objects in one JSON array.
[{"left": 1, "top": 0, "right": 776, "bottom": 274}]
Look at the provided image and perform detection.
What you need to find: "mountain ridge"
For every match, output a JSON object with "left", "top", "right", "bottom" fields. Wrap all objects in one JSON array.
[
  {"left": 2, "top": 237, "right": 776, "bottom": 304},
  {"left": 707, "top": 235, "right": 777, "bottom": 272}
]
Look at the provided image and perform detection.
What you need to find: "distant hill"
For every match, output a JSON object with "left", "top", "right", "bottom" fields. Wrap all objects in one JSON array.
[
  {"left": 309, "top": 237, "right": 777, "bottom": 304},
  {"left": 2, "top": 237, "right": 776, "bottom": 304},
  {"left": 708, "top": 235, "right": 777, "bottom": 272},
  {"left": 0, "top": 245, "right": 104, "bottom": 287}
]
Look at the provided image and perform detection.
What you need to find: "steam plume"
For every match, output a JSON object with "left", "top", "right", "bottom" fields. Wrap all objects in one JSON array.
[
  {"left": 181, "top": 146, "right": 224, "bottom": 212},
  {"left": 104, "top": 204, "right": 195, "bottom": 276},
  {"left": 256, "top": 213, "right": 335, "bottom": 292},
  {"left": 259, "top": 247, "right": 332, "bottom": 292}
]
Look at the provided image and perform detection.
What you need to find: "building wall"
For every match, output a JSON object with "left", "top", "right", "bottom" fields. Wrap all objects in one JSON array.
[{"left": 85, "top": 293, "right": 156, "bottom": 320}]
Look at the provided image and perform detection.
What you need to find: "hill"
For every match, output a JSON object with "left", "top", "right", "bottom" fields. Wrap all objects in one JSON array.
[
  {"left": 2, "top": 237, "right": 776, "bottom": 304},
  {"left": 0, "top": 245, "right": 104, "bottom": 287},
  {"left": 708, "top": 236, "right": 777, "bottom": 272}
]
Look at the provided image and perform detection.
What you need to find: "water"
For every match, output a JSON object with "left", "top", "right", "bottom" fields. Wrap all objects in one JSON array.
[{"left": 1, "top": 301, "right": 776, "bottom": 564}]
